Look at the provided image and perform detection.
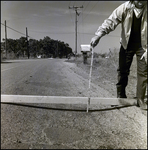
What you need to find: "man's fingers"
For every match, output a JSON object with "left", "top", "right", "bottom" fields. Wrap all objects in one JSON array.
[
  {"left": 90, "top": 42, "right": 95, "bottom": 48},
  {"left": 140, "top": 55, "right": 144, "bottom": 60},
  {"left": 140, "top": 52, "right": 147, "bottom": 60},
  {"left": 92, "top": 41, "right": 98, "bottom": 47},
  {"left": 90, "top": 36, "right": 100, "bottom": 48}
]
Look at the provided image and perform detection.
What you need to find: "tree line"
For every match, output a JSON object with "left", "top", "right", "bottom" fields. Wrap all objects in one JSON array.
[{"left": 1, "top": 36, "right": 73, "bottom": 59}]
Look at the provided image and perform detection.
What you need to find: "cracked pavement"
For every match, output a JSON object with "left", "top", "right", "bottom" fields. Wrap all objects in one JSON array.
[{"left": 1, "top": 58, "right": 147, "bottom": 149}]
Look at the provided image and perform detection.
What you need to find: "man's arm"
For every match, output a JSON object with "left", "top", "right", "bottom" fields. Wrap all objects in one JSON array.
[
  {"left": 91, "top": 2, "right": 127, "bottom": 47},
  {"left": 95, "top": 2, "right": 126, "bottom": 37}
]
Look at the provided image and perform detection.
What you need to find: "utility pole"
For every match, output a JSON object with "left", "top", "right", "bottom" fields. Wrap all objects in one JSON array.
[
  {"left": 26, "top": 27, "right": 29, "bottom": 59},
  {"left": 69, "top": 5, "right": 83, "bottom": 57},
  {"left": 5, "top": 20, "right": 7, "bottom": 58},
  {"left": 57, "top": 42, "right": 58, "bottom": 57}
]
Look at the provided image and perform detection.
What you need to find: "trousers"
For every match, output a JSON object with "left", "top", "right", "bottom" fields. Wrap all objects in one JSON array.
[{"left": 116, "top": 43, "right": 147, "bottom": 100}]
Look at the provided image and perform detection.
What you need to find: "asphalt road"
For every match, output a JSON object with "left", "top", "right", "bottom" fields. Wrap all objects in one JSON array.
[
  {"left": 1, "top": 58, "right": 147, "bottom": 149},
  {"left": 1, "top": 58, "right": 76, "bottom": 96},
  {"left": 1, "top": 58, "right": 112, "bottom": 97}
]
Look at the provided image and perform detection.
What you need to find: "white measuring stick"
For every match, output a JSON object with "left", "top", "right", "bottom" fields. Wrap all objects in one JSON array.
[{"left": 87, "top": 46, "right": 94, "bottom": 112}]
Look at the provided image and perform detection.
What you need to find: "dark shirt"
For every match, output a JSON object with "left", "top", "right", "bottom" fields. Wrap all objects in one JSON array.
[{"left": 128, "top": 11, "right": 142, "bottom": 47}]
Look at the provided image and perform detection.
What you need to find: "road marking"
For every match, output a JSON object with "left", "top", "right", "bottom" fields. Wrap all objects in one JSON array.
[{"left": 1, "top": 94, "right": 137, "bottom": 106}]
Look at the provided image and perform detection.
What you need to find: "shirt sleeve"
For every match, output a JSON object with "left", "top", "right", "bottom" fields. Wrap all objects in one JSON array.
[{"left": 95, "top": 2, "right": 126, "bottom": 37}]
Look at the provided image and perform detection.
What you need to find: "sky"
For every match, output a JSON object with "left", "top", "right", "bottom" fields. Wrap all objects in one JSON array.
[{"left": 1, "top": 1, "right": 125, "bottom": 54}]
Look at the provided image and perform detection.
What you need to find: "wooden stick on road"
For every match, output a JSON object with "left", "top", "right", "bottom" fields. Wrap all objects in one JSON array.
[{"left": 1, "top": 95, "right": 137, "bottom": 106}]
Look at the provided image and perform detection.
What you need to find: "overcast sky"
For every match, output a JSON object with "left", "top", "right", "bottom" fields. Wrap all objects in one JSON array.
[{"left": 1, "top": 1, "right": 125, "bottom": 53}]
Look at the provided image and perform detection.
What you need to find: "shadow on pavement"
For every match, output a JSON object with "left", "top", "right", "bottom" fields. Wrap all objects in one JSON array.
[
  {"left": 1, "top": 61, "right": 20, "bottom": 64},
  {"left": 1, "top": 102, "right": 136, "bottom": 112}
]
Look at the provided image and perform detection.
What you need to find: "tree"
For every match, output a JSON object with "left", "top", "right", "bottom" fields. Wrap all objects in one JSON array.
[
  {"left": 7, "top": 39, "right": 17, "bottom": 52},
  {"left": 1, "top": 36, "right": 73, "bottom": 59},
  {"left": 19, "top": 36, "right": 28, "bottom": 57},
  {"left": 29, "top": 39, "right": 38, "bottom": 58}
]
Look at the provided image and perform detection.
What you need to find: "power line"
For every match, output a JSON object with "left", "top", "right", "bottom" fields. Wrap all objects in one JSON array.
[
  {"left": 1, "top": 22, "right": 34, "bottom": 39},
  {"left": 77, "top": 24, "right": 82, "bottom": 45},
  {"left": 30, "top": 30, "right": 75, "bottom": 35},
  {"left": 84, "top": 1, "right": 98, "bottom": 20},
  {"left": 82, "top": 1, "right": 85, "bottom": 6},
  {"left": 78, "top": 1, "right": 98, "bottom": 25},
  {"left": 76, "top": 1, "right": 90, "bottom": 23},
  {"left": 68, "top": 7, "right": 75, "bottom": 24},
  {"left": 30, "top": 29, "right": 120, "bottom": 37},
  {"left": 83, "top": 1, "right": 90, "bottom": 12},
  {"left": 1, "top": 23, "right": 26, "bottom": 37},
  {"left": 77, "top": 1, "right": 89, "bottom": 22},
  {"left": 73, "top": 1, "right": 76, "bottom": 6},
  {"left": 77, "top": 32, "right": 120, "bottom": 37},
  {"left": 69, "top": 1, "right": 71, "bottom": 6}
]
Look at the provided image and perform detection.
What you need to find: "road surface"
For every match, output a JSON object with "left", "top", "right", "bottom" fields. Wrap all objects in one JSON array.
[
  {"left": 1, "top": 58, "right": 147, "bottom": 149},
  {"left": 1, "top": 58, "right": 112, "bottom": 97}
]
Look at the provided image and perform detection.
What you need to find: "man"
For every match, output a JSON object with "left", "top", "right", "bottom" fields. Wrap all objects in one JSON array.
[{"left": 90, "top": 1, "right": 147, "bottom": 109}]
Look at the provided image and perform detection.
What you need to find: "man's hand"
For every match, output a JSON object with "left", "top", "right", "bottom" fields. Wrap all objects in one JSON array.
[
  {"left": 140, "top": 50, "right": 147, "bottom": 64},
  {"left": 90, "top": 35, "right": 101, "bottom": 48}
]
